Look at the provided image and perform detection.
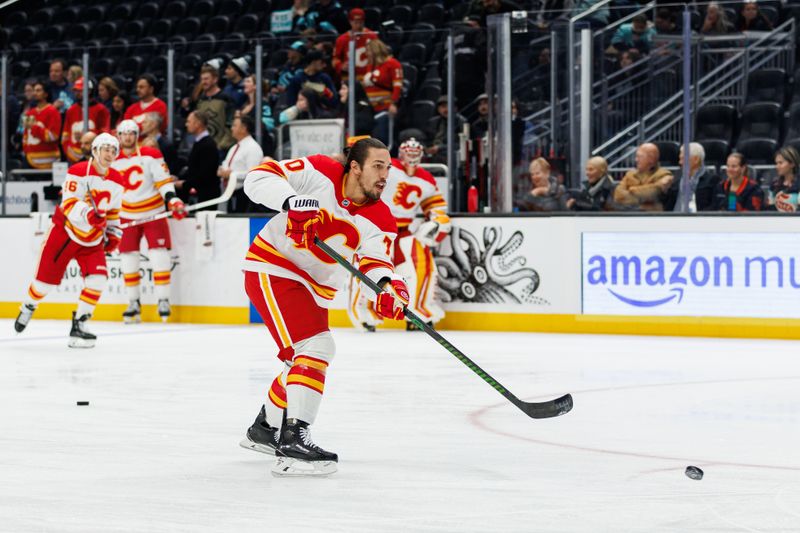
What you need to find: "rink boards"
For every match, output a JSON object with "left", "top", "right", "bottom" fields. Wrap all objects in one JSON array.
[{"left": 2, "top": 214, "right": 800, "bottom": 339}]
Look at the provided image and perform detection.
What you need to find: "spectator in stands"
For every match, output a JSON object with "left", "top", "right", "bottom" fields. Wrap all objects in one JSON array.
[
  {"left": 654, "top": 9, "right": 678, "bottom": 34},
  {"left": 279, "top": 89, "right": 333, "bottom": 125},
  {"left": 175, "top": 110, "right": 220, "bottom": 206},
  {"left": 566, "top": 156, "right": 616, "bottom": 211},
  {"left": 67, "top": 66, "right": 83, "bottom": 86},
  {"left": 287, "top": 50, "right": 338, "bottom": 112},
  {"left": 46, "top": 58, "right": 73, "bottom": 112},
  {"left": 61, "top": 78, "right": 111, "bottom": 164},
  {"left": 124, "top": 74, "right": 168, "bottom": 133},
  {"left": 22, "top": 80, "right": 62, "bottom": 169},
  {"left": 223, "top": 57, "right": 249, "bottom": 110},
  {"left": 465, "top": 0, "right": 522, "bottom": 28},
  {"left": 664, "top": 142, "right": 720, "bottom": 212},
  {"left": 426, "top": 96, "right": 466, "bottom": 164},
  {"left": 14, "top": 79, "right": 35, "bottom": 152},
  {"left": 607, "top": 15, "right": 657, "bottom": 55},
  {"left": 239, "top": 74, "right": 276, "bottom": 149},
  {"left": 305, "top": 0, "right": 349, "bottom": 34},
  {"left": 291, "top": 0, "right": 313, "bottom": 34},
  {"left": 110, "top": 90, "right": 130, "bottom": 130},
  {"left": 515, "top": 157, "right": 568, "bottom": 212},
  {"left": 275, "top": 41, "right": 308, "bottom": 96},
  {"left": 76, "top": 131, "right": 96, "bottom": 163},
  {"left": 766, "top": 146, "right": 800, "bottom": 212},
  {"left": 217, "top": 115, "right": 264, "bottom": 213},
  {"left": 738, "top": 1, "right": 773, "bottom": 32},
  {"left": 470, "top": 94, "right": 489, "bottom": 139},
  {"left": 711, "top": 152, "right": 762, "bottom": 211},
  {"left": 337, "top": 81, "right": 375, "bottom": 136},
  {"left": 701, "top": 2, "right": 734, "bottom": 35},
  {"left": 332, "top": 9, "right": 377, "bottom": 83},
  {"left": 362, "top": 39, "right": 402, "bottom": 145},
  {"left": 571, "top": 1, "right": 610, "bottom": 29},
  {"left": 619, "top": 49, "right": 642, "bottom": 70},
  {"left": 97, "top": 77, "right": 119, "bottom": 114},
  {"left": 186, "top": 65, "right": 235, "bottom": 152},
  {"left": 613, "top": 142, "right": 674, "bottom": 211},
  {"left": 315, "top": 41, "right": 338, "bottom": 79},
  {"left": 140, "top": 112, "right": 177, "bottom": 172}
]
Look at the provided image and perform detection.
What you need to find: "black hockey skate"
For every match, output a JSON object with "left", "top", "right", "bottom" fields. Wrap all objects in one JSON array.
[
  {"left": 122, "top": 299, "right": 141, "bottom": 324},
  {"left": 14, "top": 303, "right": 36, "bottom": 333},
  {"left": 157, "top": 299, "right": 171, "bottom": 322},
  {"left": 272, "top": 419, "right": 338, "bottom": 477},
  {"left": 362, "top": 323, "right": 376, "bottom": 332},
  {"left": 239, "top": 406, "right": 279, "bottom": 455},
  {"left": 68, "top": 312, "right": 96, "bottom": 348}
]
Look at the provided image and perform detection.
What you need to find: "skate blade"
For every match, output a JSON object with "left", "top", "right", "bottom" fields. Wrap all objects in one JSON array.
[
  {"left": 68, "top": 337, "right": 96, "bottom": 349},
  {"left": 239, "top": 437, "right": 276, "bottom": 456},
  {"left": 123, "top": 316, "right": 141, "bottom": 325},
  {"left": 271, "top": 456, "right": 337, "bottom": 477},
  {"left": 160, "top": 316, "right": 169, "bottom": 323}
]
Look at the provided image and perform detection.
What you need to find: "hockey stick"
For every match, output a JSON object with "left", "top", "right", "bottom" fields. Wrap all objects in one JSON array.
[
  {"left": 120, "top": 174, "right": 238, "bottom": 229},
  {"left": 314, "top": 236, "right": 573, "bottom": 420}
]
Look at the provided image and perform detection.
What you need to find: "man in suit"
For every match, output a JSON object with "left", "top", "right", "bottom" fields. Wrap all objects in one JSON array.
[{"left": 175, "top": 110, "right": 220, "bottom": 207}]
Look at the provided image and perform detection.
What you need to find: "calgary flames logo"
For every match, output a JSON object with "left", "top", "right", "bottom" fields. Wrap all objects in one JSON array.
[
  {"left": 120, "top": 165, "right": 144, "bottom": 191},
  {"left": 311, "top": 208, "right": 360, "bottom": 264},
  {"left": 393, "top": 182, "right": 422, "bottom": 209},
  {"left": 88, "top": 190, "right": 112, "bottom": 211}
]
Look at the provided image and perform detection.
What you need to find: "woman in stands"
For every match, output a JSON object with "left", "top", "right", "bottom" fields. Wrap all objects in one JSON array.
[
  {"left": 767, "top": 146, "right": 800, "bottom": 212},
  {"left": 711, "top": 152, "right": 762, "bottom": 211},
  {"left": 97, "top": 77, "right": 119, "bottom": 114},
  {"left": 738, "top": 1, "right": 773, "bottom": 32},
  {"left": 701, "top": 2, "right": 734, "bottom": 35},
  {"left": 278, "top": 88, "right": 333, "bottom": 125},
  {"left": 110, "top": 90, "right": 130, "bottom": 131},
  {"left": 362, "top": 39, "right": 403, "bottom": 145},
  {"left": 238, "top": 74, "right": 276, "bottom": 154},
  {"left": 21, "top": 80, "right": 61, "bottom": 169},
  {"left": 515, "top": 157, "right": 568, "bottom": 212}
]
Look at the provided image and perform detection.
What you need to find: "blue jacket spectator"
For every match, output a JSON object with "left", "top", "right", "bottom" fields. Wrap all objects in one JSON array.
[
  {"left": 609, "top": 15, "right": 657, "bottom": 54},
  {"left": 46, "top": 59, "right": 74, "bottom": 111},
  {"left": 223, "top": 57, "right": 249, "bottom": 110}
]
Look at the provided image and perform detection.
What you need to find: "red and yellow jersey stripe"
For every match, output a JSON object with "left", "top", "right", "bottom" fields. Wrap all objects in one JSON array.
[{"left": 122, "top": 193, "right": 164, "bottom": 214}]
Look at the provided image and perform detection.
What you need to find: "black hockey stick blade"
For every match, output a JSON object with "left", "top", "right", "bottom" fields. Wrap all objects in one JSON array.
[{"left": 314, "top": 236, "right": 574, "bottom": 420}]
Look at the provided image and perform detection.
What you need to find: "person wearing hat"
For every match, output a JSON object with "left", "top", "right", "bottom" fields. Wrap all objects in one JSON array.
[
  {"left": 275, "top": 41, "right": 308, "bottom": 94},
  {"left": 332, "top": 8, "right": 378, "bottom": 83},
  {"left": 223, "top": 57, "right": 250, "bottom": 109},
  {"left": 286, "top": 50, "right": 338, "bottom": 111},
  {"left": 425, "top": 96, "right": 466, "bottom": 165},
  {"left": 61, "top": 77, "right": 110, "bottom": 164},
  {"left": 470, "top": 93, "right": 489, "bottom": 139}
]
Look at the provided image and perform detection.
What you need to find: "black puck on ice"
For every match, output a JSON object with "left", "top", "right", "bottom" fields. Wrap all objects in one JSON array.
[
  {"left": 76, "top": 401, "right": 90, "bottom": 406},
  {"left": 685, "top": 466, "right": 703, "bottom": 480}
]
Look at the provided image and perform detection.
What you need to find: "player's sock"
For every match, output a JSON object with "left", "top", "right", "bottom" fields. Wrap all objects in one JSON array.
[
  {"left": 265, "top": 371, "right": 288, "bottom": 428},
  {"left": 76, "top": 274, "right": 106, "bottom": 318},
  {"left": 120, "top": 252, "right": 141, "bottom": 302},
  {"left": 285, "top": 355, "right": 328, "bottom": 424},
  {"left": 149, "top": 248, "right": 171, "bottom": 301},
  {"left": 272, "top": 418, "right": 338, "bottom": 477}
]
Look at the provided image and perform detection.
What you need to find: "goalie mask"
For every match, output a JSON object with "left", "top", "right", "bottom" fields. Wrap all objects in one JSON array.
[{"left": 399, "top": 138, "right": 424, "bottom": 167}]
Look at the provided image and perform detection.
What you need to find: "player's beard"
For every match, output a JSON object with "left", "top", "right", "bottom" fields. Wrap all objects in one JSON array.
[{"left": 358, "top": 173, "right": 384, "bottom": 201}]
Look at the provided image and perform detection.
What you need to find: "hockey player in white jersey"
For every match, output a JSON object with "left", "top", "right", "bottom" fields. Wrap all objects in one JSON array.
[
  {"left": 348, "top": 137, "right": 451, "bottom": 331},
  {"left": 239, "top": 137, "right": 410, "bottom": 476},
  {"left": 112, "top": 119, "right": 186, "bottom": 323}
]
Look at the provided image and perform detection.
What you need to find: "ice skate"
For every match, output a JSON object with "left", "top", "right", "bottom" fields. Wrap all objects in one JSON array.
[
  {"left": 14, "top": 303, "right": 36, "bottom": 333},
  {"left": 68, "top": 312, "right": 96, "bottom": 349},
  {"left": 239, "top": 406, "right": 279, "bottom": 455},
  {"left": 271, "top": 419, "right": 338, "bottom": 477},
  {"left": 157, "top": 299, "right": 171, "bottom": 322},
  {"left": 122, "top": 299, "right": 141, "bottom": 324}
]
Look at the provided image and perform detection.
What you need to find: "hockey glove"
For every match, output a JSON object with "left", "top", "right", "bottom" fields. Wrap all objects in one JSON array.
[
  {"left": 413, "top": 220, "right": 440, "bottom": 247},
  {"left": 86, "top": 208, "right": 107, "bottom": 230},
  {"left": 168, "top": 197, "right": 187, "bottom": 220},
  {"left": 375, "top": 274, "right": 410, "bottom": 320},
  {"left": 286, "top": 195, "right": 320, "bottom": 249},
  {"left": 104, "top": 233, "right": 121, "bottom": 253}
]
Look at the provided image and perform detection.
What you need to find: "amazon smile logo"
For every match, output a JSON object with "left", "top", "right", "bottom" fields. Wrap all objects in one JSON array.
[{"left": 585, "top": 254, "right": 800, "bottom": 308}]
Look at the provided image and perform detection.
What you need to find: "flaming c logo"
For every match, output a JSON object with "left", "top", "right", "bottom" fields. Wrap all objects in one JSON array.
[
  {"left": 89, "top": 190, "right": 112, "bottom": 211},
  {"left": 120, "top": 165, "right": 144, "bottom": 191},
  {"left": 310, "top": 209, "right": 360, "bottom": 264},
  {"left": 393, "top": 182, "right": 422, "bottom": 209}
]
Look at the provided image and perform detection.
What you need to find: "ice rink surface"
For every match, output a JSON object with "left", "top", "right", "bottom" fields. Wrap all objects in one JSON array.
[{"left": 1, "top": 319, "right": 799, "bottom": 533}]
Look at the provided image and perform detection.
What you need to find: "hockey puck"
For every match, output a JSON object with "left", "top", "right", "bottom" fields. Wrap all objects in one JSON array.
[
  {"left": 76, "top": 401, "right": 90, "bottom": 406},
  {"left": 685, "top": 466, "right": 703, "bottom": 480}
]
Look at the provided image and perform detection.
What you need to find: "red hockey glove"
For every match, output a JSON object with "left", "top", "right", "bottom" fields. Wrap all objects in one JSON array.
[
  {"left": 375, "top": 275, "right": 410, "bottom": 320},
  {"left": 168, "top": 197, "right": 187, "bottom": 220},
  {"left": 86, "top": 208, "right": 107, "bottom": 229},
  {"left": 285, "top": 195, "right": 320, "bottom": 249},
  {"left": 104, "top": 233, "right": 121, "bottom": 253}
]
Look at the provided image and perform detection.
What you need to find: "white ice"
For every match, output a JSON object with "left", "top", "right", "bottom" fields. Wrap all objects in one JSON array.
[{"left": 1, "top": 319, "right": 799, "bottom": 533}]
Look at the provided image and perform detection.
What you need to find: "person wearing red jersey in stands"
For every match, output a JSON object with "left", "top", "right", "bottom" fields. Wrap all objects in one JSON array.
[
  {"left": 61, "top": 78, "right": 111, "bottom": 164},
  {"left": 124, "top": 74, "right": 168, "bottom": 133},
  {"left": 332, "top": 8, "right": 377, "bottom": 83},
  {"left": 22, "top": 80, "right": 62, "bottom": 169},
  {"left": 362, "top": 39, "right": 403, "bottom": 145}
]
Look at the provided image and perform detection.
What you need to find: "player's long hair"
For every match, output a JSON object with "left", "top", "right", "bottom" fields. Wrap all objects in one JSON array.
[{"left": 345, "top": 137, "right": 387, "bottom": 172}]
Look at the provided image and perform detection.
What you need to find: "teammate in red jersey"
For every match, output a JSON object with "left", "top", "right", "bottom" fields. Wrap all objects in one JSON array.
[
  {"left": 238, "top": 137, "right": 409, "bottom": 476},
  {"left": 14, "top": 134, "right": 125, "bottom": 348},
  {"left": 112, "top": 120, "right": 186, "bottom": 323}
]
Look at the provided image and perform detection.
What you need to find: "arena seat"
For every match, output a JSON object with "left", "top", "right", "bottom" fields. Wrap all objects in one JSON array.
[
  {"left": 695, "top": 103, "right": 736, "bottom": 143},
  {"left": 736, "top": 138, "right": 779, "bottom": 165},
  {"left": 737, "top": 102, "right": 782, "bottom": 143},
  {"left": 746, "top": 68, "right": 786, "bottom": 105}
]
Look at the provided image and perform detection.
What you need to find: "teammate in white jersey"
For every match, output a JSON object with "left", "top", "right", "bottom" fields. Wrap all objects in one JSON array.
[
  {"left": 348, "top": 137, "right": 451, "bottom": 331},
  {"left": 112, "top": 120, "right": 186, "bottom": 323},
  {"left": 239, "top": 137, "right": 410, "bottom": 476},
  {"left": 14, "top": 133, "right": 124, "bottom": 347}
]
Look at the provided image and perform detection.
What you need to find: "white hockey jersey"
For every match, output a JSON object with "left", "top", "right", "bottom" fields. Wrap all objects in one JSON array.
[
  {"left": 384, "top": 159, "right": 448, "bottom": 230},
  {"left": 243, "top": 155, "right": 397, "bottom": 307},
  {"left": 52, "top": 160, "right": 125, "bottom": 247},
  {"left": 111, "top": 146, "right": 175, "bottom": 220}
]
